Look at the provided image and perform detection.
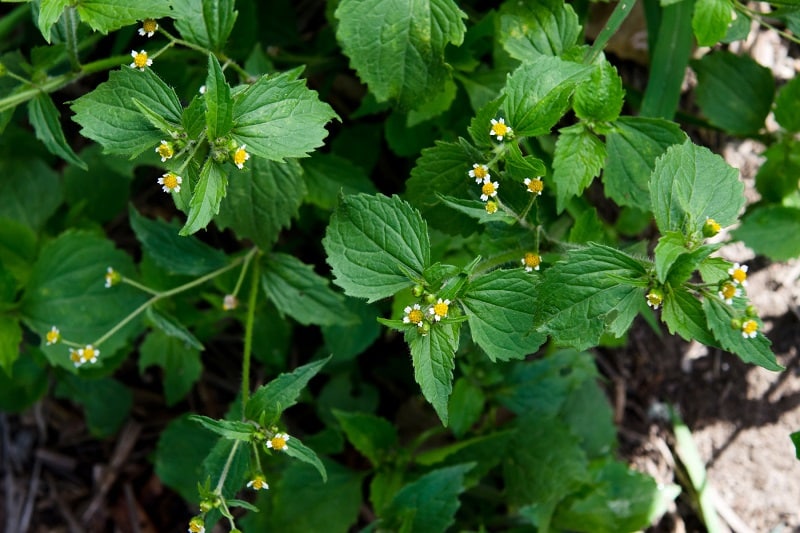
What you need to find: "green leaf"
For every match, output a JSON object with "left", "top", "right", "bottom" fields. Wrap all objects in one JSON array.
[
  {"left": 300, "top": 153, "right": 377, "bottom": 210},
  {"left": 573, "top": 60, "right": 625, "bottom": 123},
  {"left": 467, "top": 97, "right": 504, "bottom": 149},
  {"left": 561, "top": 380, "right": 616, "bottom": 459},
  {"left": 603, "top": 116, "right": 686, "bottom": 209},
  {"left": 553, "top": 123, "right": 606, "bottom": 213},
  {"left": 461, "top": 269, "right": 546, "bottom": 361},
  {"left": 321, "top": 298, "right": 381, "bottom": 362},
  {"left": 261, "top": 253, "right": 356, "bottom": 327},
  {"left": 0, "top": 157, "right": 62, "bottom": 230},
  {"left": 0, "top": 218, "right": 36, "bottom": 285},
  {"left": 649, "top": 141, "right": 743, "bottom": 236},
  {"left": 692, "top": 51, "right": 774, "bottom": 135},
  {"left": 792, "top": 431, "right": 800, "bottom": 460},
  {"left": 702, "top": 296, "right": 782, "bottom": 371},
  {"left": 503, "top": 56, "right": 592, "bottom": 137},
  {"left": 182, "top": 95, "right": 206, "bottom": 139},
  {"left": 436, "top": 194, "right": 517, "bottom": 225},
  {"left": 666, "top": 243, "right": 719, "bottom": 286},
  {"left": 155, "top": 415, "right": 216, "bottom": 503},
  {"left": 71, "top": 67, "right": 183, "bottom": 156},
  {"left": 0, "top": 318, "right": 22, "bottom": 376},
  {"left": 533, "top": 244, "right": 647, "bottom": 350},
  {"left": 63, "top": 145, "right": 134, "bottom": 224},
  {"left": 654, "top": 231, "right": 688, "bottom": 283},
  {"left": 189, "top": 415, "right": 256, "bottom": 441},
  {"left": 74, "top": 0, "right": 174, "bottom": 33},
  {"left": 38, "top": 0, "right": 70, "bottom": 42},
  {"left": 129, "top": 206, "right": 228, "bottom": 276},
  {"left": 216, "top": 158, "right": 306, "bottom": 249},
  {"left": 662, "top": 287, "right": 718, "bottom": 346},
  {"left": 173, "top": 0, "right": 238, "bottom": 52},
  {"left": 333, "top": 410, "right": 398, "bottom": 467},
  {"left": 497, "top": 0, "right": 581, "bottom": 61},
  {"left": 323, "top": 194, "right": 430, "bottom": 303},
  {"left": 231, "top": 70, "right": 337, "bottom": 161},
  {"left": 245, "top": 356, "right": 330, "bottom": 422},
  {"left": 733, "top": 206, "right": 800, "bottom": 261},
  {"left": 201, "top": 436, "right": 250, "bottom": 498},
  {"left": 28, "top": 93, "right": 86, "bottom": 169},
  {"left": 180, "top": 158, "right": 227, "bottom": 235},
  {"left": 204, "top": 54, "right": 232, "bottom": 139},
  {"left": 407, "top": 322, "right": 458, "bottom": 425},
  {"left": 754, "top": 139, "right": 800, "bottom": 202},
  {"left": 693, "top": 0, "right": 734, "bottom": 46},
  {"left": 0, "top": 349, "right": 48, "bottom": 413},
  {"left": 382, "top": 464, "right": 473, "bottom": 533},
  {"left": 145, "top": 306, "right": 204, "bottom": 351},
  {"left": 448, "top": 378, "right": 485, "bottom": 439},
  {"left": 774, "top": 75, "right": 800, "bottom": 132},
  {"left": 139, "top": 330, "right": 203, "bottom": 405},
  {"left": 55, "top": 375, "right": 132, "bottom": 437},
  {"left": 335, "top": 0, "right": 466, "bottom": 110},
  {"left": 283, "top": 436, "right": 327, "bottom": 482}
]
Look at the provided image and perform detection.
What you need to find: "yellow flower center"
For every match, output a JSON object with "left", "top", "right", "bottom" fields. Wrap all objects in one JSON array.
[
  {"left": 491, "top": 122, "right": 508, "bottom": 137},
  {"left": 646, "top": 292, "right": 662, "bottom": 307},
  {"left": 527, "top": 178, "right": 544, "bottom": 194},
  {"left": 408, "top": 309, "right": 424, "bottom": 324},
  {"left": 720, "top": 282, "right": 737, "bottom": 299},
  {"left": 731, "top": 268, "right": 747, "bottom": 284},
  {"left": 162, "top": 173, "right": 179, "bottom": 190},
  {"left": 523, "top": 253, "right": 541, "bottom": 269},
  {"left": 473, "top": 165, "right": 488, "bottom": 179},
  {"left": 46, "top": 329, "right": 59, "bottom": 344},
  {"left": 234, "top": 146, "right": 249, "bottom": 167},
  {"left": 133, "top": 51, "right": 149, "bottom": 69},
  {"left": 70, "top": 350, "right": 81, "bottom": 364},
  {"left": 742, "top": 319, "right": 758, "bottom": 335},
  {"left": 433, "top": 301, "right": 449, "bottom": 318},
  {"left": 188, "top": 520, "right": 204, "bottom": 533},
  {"left": 156, "top": 142, "right": 174, "bottom": 160},
  {"left": 270, "top": 435, "right": 287, "bottom": 450},
  {"left": 82, "top": 346, "right": 97, "bottom": 362},
  {"left": 481, "top": 181, "right": 496, "bottom": 197},
  {"left": 142, "top": 19, "right": 157, "bottom": 33},
  {"left": 485, "top": 201, "right": 498, "bottom": 214}
]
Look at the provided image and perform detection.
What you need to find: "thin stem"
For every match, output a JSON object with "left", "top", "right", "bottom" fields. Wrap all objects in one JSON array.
[
  {"left": 175, "top": 139, "right": 207, "bottom": 175},
  {"left": 214, "top": 439, "right": 241, "bottom": 493},
  {"left": 241, "top": 254, "right": 261, "bottom": 416},
  {"left": 585, "top": 0, "right": 639, "bottom": 64},
  {"left": 231, "top": 251, "right": 254, "bottom": 296},
  {"left": 121, "top": 277, "right": 160, "bottom": 296}
]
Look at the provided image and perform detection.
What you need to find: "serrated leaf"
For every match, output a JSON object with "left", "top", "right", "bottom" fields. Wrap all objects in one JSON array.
[
  {"left": 693, "top": 0, "right": 734, "bottom": 46},
  {"left": 754, "top": 139, "right": 800, "bottom": 202},
  {"left": 28, "top": 92, "right": 86, "bottom": 169},
  {"left": 703, "top": 296, "right": 782, "bottom": 371},
  {"left": 216, "top": 158, "right": 305, "bottom": 249},
  {"left": 774, "top": 75, "right": 800, "bottom": 132},
  {"left": 662, "top": 287, "right": 718, "bottom": 346},
  {"left": 333, "top": 410, "right": 398, "bottom": 467},
  {"left": 173, "top": 0, "right": 237, "bottom": 52},
  {"left": 533, "top": 244, "right": 647, "bottom": 350},
  {"left": 146, "top": 306, "right": 204, "bottom": 351},
  {"left": 553, "top": 123, "right": 606, "bottom": 212},
  {"left": 0, "top": 319, "right": 22, "bottom": 376},
  {"left": 503, "top": 56, "right": 592, "bottom": 137},
  {"left": 323, "top": 194, "right": 430, "bottom": 303},
  {"left": 467, "top": 97, "right": 504, "bottom": 148},
  {"left": 649, "top": 141, "right": 743, "bottom": 236},
  {"left": 461, "top": 269, "right": 546, "bottom": 361},
  {"left": 56, "top": 375, "right": 132, "bottom": 437},
  {"left": 71, "top": 67, "right": 183, "bottom": 156},
  {"left": 129, "top": 206, "right": 228, "bottom": 276},
  {"left": 448, "top": 378, "right": 485, "bottom": 439},
  {"left": 436, "top": 194, "right": 517, "bottom": 225},
  {"left": 75, "top": 0, "right": 174, "bottom": 34},
  {"left": 180, "top": 158, "right": 227, "bottom": 235},
  {"left": 382, "top": 464, "right": 473, "bottom": 533},
  {"left": 300, "top": 153, "right": 377, "bottom": 210},
  {"left": 261, "top": 253, "right": 356, "bottom": 327},
  {"left": 335, "top": 0, "right": 466, "bottom": 110},
  {"left": 407, "top": 322, "right": 458, "bottom": 425},
  {"left": 573, "top": 60, "right": 625, "bottom": 123},
  {"left": 245, "top": 356, "right": 330, "bottom": 422},
  {"left": 733, "top": 206, "right": 800, "bottom": 261},
  {"left": 666, "top": 243, "right": 719, "bottom": 286},
  {"left": 190, "top": 415, "right": 255, "bottom": 440},
  {"left": 139, "top": 330, "right": 203, "bottom": 405},
  {"left": 504, "top": 142, "right": 547, "bottom": 179},
  {"left": 603, "top": 116, "right": 686, "bottom": 209},
  {"left": 654, "top": 231, "right": 688, "bottom": 283},
  {"left": 230, "top": 70, "right": 337, "bottom": 162},
  {"left": 38, "top": 0, "right": 70, "bottom": 42},
  {"left": 182, "top": 95, "right": 206, "bottom": 139},
  {"left": 692, "top": 51, "right": 774, "bottom": 135},
  {"left": 204, "top": 54, "right": 232, "bottom": 139},
  {"left": 155, "top": 415, "right": 216, "bottom": 503},
  {"left": 498, "top": 0, "right": 581, "bottom": 61},
  {"left": 283, "top": 437, "right": 327, "bottom": 482},
  {"left": 0, "top": 158, "right": 62, "bottom": 230}
]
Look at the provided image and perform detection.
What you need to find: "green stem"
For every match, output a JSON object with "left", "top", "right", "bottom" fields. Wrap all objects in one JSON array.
[
  {"left": 585, "top": 0, "right": 639, "bottom": 64},
  {"left": 241, "top": 254, "right": 261, "bottom": 416},
  {"left": 63, "top": 6, "right": 81, "bottom": 71},
  {"left": 214, "top": 439, "right": 241, "bottom": 493},
  {"left": 735, "top": 2, "right": 800, "bottom": 45},
  {"left": 121, "top": 277, "right": 160, "bottom": 296}
]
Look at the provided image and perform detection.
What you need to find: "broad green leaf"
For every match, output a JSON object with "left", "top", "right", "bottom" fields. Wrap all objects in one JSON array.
[
  {"left": 300, "top": 153, "right": 377, "bottom": 210},
  {"left": 28, "top": 93, "right": 86, "bottom": 169},
  {"left": 75, "top": 0, "right": 175, "bottom": 33},
  {"left": 0, "top": 218, "right": 36, "bottom": 284},
  {"left": 407, "top": 322, "right": 458, "bottom": 425},
  {"left": 533, "top": 244, "right": 648, "bottom": 350},
  {"left": 38, "top": 0, "right": 70, "bottom": 42},
  {"left": 173, "top": 0, "right": 238, "bottom": 52},
  {"left": 467, "top": 97, "right": 504, "bottom": 149},
  {"left": 261, "top": 253, "right": 356, "bottom": 326},
  {"left": 733, "top": 206, "right": 800, "bottom": 261},
  {"left": 649, "top": 141, "right": 743, "bottom": 236},
  {"left": 754, "top": 139, "right": 800, "bottom": 202},
  {"left": 503, "top": 56, "right": 592, "bottom": 137},
  {"left": 204, "top": 54, "right": 232, "bottom": 139},
  {"left": 323, "top": 194, "right": 430, "bottom": 302},
  {"left": 0, "top": 318, "right": 22, "bottom": 375},
  {"left": 180, "top": 158, "right": 227, "bottom": 235},
  {"left": 245, "top": 356, "right": 330, "bottom": 422},
  {"left": 461, "top": 269, "right": 546, "bottom": 361},
  {"left": 693, "top": 0, "right": 734, "bottom": 46},
  {"left": 573, "top": 60, "right": 625, "bottom": 123},
  {"left": 71, "top": 67, "right": 183, "bottom": 156},
  {"left": 283, "top": 436, "right": 327, "bottom": 482},
  {"left": 774, "top": 75, "right": 800, "bottom": 132},
  {"left": 201, "top": 437, "right": 250, "bottom": 498},
  {"left": 21, "top": 232, "right": 147, "bottom": 369},
  {"left": 139, "top": 330, "right": 203, "bottom": 405},
  {"left": 182, "top": 95, "right": 206, "bottom": 139},
  {"left": 692, "top": 51, "right": 774, "bottom": 135},
  {"left": 55, "top": 375, "right": 132, "bottom": 437},
  {"left": 231, "top": 70, "right": 337, "bottom": 161},
  {"left": 63, "top": 145, "right": 134, "bottom": 224},
  {"left": 406, "top": 139, "right": 482, "bottom": 235},
  {"left": 498, "top": 0, "right": 581, "bottom": 60},
  {"left": 654, "top": 231, "right": 688, "bottom": 283},
  {"left": 155, "top": 415, "right": 216, "bottom": 503},
  {"left": 666, "top": 243, "right": 719, "bottom": 286},
  {"left": 436, "top": 194, "right": 517, "bottom": 225},
  {"left": 333, "top": 410, "right": 398, "bottom": 467},
  {"left": 448, "top": 378, "right": 485, "bottom": 439},
  {"left": 189, "top": 415, "right": 256, "bottom": 441},
  {"left": 0, "top": 349, "right": 48, "bottom": 412},
  {"left": 702, "top": 296, "right": 782, "bottom": 371},
  {"left": 553, "top": 123, "right": 606, "bottom": 212},
  {"left": 603, "top": 116, "right": 686, "bottom": 209},
  {"left": 321, "top": 299, "right": 381, "bottom": 362},
  {"left": 216, "top": 158, "right": 305, "bottom": 249},
  {"left": 561, "top": 380, "right": 616, "bottom": 459},
  {"left": 129, "top": 206, "right": 228, "bottom": 276},
  {"left": 504, "top": 142, "right": 547, "bottom": 180},
  {"left": 0, "top": 158, "right": 61, "bottom": 230},
  {"left": 145, "top": 306, "right": 204, "bottom": 351},
  {"left": 662, "top": 287, "right": 718, "bottom": 346},
  {"left": 406, "top": 77, "right": 457, "bottom": 126},
  {"left": 335, "top": 0, "right": 466, "bottom": 110},
  {"left": 382, "top": 464, "right": 473, "bottom": 533}
]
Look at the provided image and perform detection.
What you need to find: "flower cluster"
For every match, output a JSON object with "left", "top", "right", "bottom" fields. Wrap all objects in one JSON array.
[
  {"left": 70, "top": 345, "right": 100, "bottom": 368},
  {"left": 717, "top": 262, "right": 748, "bottom": 306},
  {"left": 402, "top": 296, "right": 456, "bottom": 334}
]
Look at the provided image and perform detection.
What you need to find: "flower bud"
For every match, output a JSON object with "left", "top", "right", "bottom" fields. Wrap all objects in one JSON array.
[
  {"left": 745, "top": 305, "right": 758, "bottom": 318},
  {"left": 424, "top": 293, "right": 436, "bottom": 305},
  {"left": 412, "top": 284, "right": 424, "bottom": 297},
  {"left": 730, "top": 318, "right": 742, "bottom": 330},
  {"left": 703, "top": 217, "right": 721, "bottom": 238}
]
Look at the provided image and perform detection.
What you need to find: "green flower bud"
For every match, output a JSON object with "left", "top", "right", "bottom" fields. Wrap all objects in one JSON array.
[
  {"left": 0, "top": 63, "right": 6, "bottom": 77},
  {"left": 745, "top": 305, "right": 758, "bottom": 318},
  {"left": 730, "top": 318, "right": 742, "bottom": 330},
  {"left": 412, "top": 284, "right": 424, "bottom": 297},
  {"left": 703, "top": 217, "right": 722, "bottom": 238},
  {"left": 424, "top": 293, "right": 436, "bottom": 305}
]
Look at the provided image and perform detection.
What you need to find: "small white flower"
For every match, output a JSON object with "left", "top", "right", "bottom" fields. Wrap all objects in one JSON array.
[
  {"left": 130, "top": 50, "right": 153, "bottom": 71},
  {"left": 468, "top": 163, "right": 490, "bottom": 184},
  {"left": 489, "top": 118, "right": 512, "bottom": 141},
  {"left": 480, "top": 178, "right": 499, "bottom": 202}
]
